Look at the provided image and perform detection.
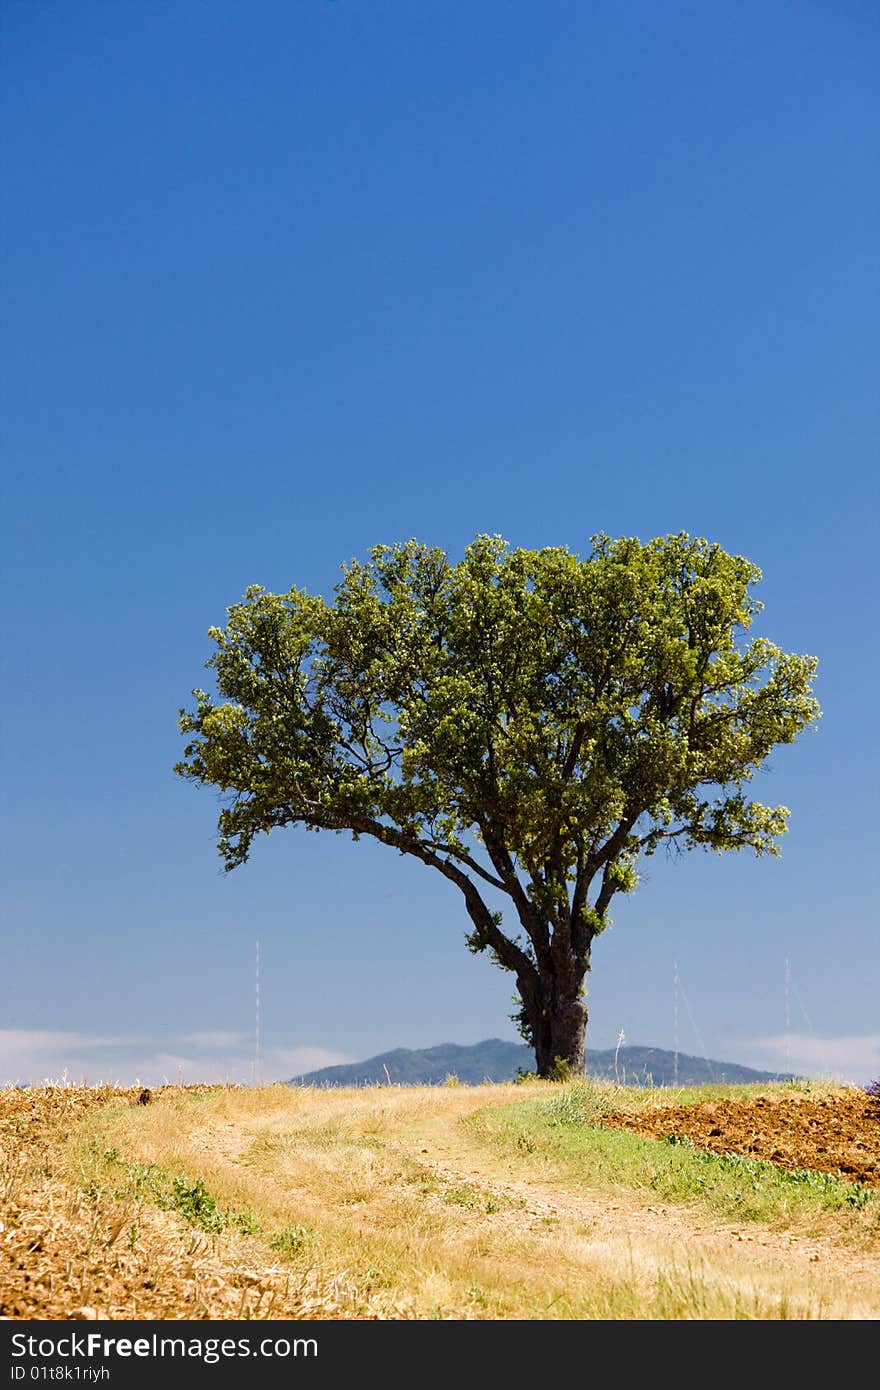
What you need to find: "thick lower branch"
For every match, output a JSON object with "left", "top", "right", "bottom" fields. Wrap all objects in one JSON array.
[{"left": 346, "top": 813, "right": 537, "bottom": 983}]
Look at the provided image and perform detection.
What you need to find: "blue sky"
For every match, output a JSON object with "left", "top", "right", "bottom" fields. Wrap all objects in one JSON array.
[{"left": 2, "top": 1, "right": 878, "bottom": 1087}]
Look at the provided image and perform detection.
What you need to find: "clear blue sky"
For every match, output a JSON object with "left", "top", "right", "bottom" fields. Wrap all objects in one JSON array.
[{"left": 2, "top": 1, "right": 878, "bottom": 1086}]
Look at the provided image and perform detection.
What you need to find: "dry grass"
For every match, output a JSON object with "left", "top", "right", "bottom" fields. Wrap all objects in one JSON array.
[
  {"left": 0, "top": 1084, "right": 402, "bottom": 1320},
  {"left": 73, "top": 1081, "right": 880, "bottom": 1320}
]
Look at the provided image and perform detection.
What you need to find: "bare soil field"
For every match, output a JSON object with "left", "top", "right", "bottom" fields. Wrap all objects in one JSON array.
[
  {"left": 1, "top": 1080, "right": 878, "bottom": 1320},
  {"left": 607, "top": 1087, "right": 880, "bottom": 1188}
]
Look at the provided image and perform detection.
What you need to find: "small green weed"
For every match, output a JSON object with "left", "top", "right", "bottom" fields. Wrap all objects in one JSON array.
[
  {"left": 98, "top": 1149, "right": 259, "bottom": 1235},
  {"left": 270, "top": 1225, "right": 316, "bottom": 1258},
  {"left": 166, "top": 1175, "right": 260, "bottom": 1234},
  {"left": 442, "top": 1183, "right": 486, "bottom": 1210},
  {"left": 548, "top": 1057, "right": 573, "bottom": 1082},
  {"left": 544, "top": 1084, "right": 615, "bottom": 1126}
]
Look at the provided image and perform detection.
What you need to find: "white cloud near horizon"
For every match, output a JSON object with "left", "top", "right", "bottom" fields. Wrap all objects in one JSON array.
[
  {"left": 4, "top": 1029, "right": 878, "bottom": 1089},
  {"left": 0, "top": 1030, "right": 145, "bottom": 1058},
  {"left": 0, "top": 1030, "right": 354, "bottom": 1087},
  {"left": 177, "top": 1031, "right": 250, "bottom": 1050},
  {"left": 735, "top": 1033, "right": 880, "bottom": 1086}
]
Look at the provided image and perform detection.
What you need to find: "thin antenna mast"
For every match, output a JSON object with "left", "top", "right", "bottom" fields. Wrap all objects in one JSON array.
[
  {"left": 784, "top": 954, "right": 791, "bottom": 1075},
  {"left": 673, "top": 960, "right": 679, "bottom": 1086},
  {"left": 255, "top": 938, "right": 261, "bottom": 1087}
]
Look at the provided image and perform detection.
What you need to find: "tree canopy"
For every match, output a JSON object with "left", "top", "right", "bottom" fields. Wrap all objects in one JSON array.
[{"left": 176, "top": 533, "right": 820, "bottom": 1075}]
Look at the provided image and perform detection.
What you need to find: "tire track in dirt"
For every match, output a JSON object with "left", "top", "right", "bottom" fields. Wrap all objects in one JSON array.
[
  {"left": 190, "top": 1088, "right": 880, "bottom": 1319},
  {"left": 385, "top": 1100, "right": 880, "bottom": 1318}
]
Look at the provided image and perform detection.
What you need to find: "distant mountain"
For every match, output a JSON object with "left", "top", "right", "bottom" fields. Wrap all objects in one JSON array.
[
  {"left": 292, "top": 1039, "right": 528, "bottom": 1087},
  {"left": 289, "top": 1038, "right": 796, "bottom": 1088}
]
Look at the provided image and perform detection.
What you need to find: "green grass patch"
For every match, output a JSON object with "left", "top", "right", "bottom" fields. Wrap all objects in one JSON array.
[
  {"left": 441, "top": 1181, "right": 502, "bottom": 1213},
  {"left": 467, "top": 1083, "right": 877, "bottom": 1229},
  {"left": 92, "top": 1144, "right": 260, "bottom": 1235},
  {"left": 269, "top": 1224, "right": 317, "bottom": 1259}
]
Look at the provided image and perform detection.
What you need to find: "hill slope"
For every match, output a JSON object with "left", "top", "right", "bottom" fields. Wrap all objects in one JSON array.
[{"left": 290, "top": 1038, "right": 795, "bottom": 1087}]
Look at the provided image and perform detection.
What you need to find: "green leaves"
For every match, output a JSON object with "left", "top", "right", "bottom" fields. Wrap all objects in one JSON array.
[{"left": 176, "top": 531, "right": 819, "bottom": 959}]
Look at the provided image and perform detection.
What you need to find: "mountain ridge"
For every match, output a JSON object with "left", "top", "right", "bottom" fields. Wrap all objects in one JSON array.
[{"left": 289, "top": 1038, "right": 796, "bottom": 1088}]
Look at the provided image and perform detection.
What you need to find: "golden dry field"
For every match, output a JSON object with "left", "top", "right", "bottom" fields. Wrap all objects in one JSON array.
[{"left": 2, "top": 1079, "right": 878, "bottom": 1321}]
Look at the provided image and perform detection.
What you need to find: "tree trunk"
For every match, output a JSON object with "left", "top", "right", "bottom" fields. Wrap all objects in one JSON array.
[{"left": 522, "top": 973, "right": 588, "bottom": 1078}]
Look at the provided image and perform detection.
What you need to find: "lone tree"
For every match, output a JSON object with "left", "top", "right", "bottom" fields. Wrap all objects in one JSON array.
[{"left": 176, "top": 533, "right": 820, "bottom": 1077}]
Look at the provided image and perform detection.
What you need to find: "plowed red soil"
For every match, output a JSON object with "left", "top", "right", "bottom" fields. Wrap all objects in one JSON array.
[{"left": 604, "top": 1088, "right": 880, "bottom": 1188}]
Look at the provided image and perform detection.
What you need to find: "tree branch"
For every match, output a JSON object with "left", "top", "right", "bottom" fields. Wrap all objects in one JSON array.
[
  {"left": 420, "top": 837, "right": 507, "bottom": 891},
  {"left": 593, "top": 865, "right": 618, "bottom": 921},
  {"left": 570, "top": 840, "right": 596, "bottom": 959},
  {"left": 561, "top": 721, "right": 586, "bottom": 782},
  {"left": 479, "top": 823, "right": 551, "bottom": 961},
  {"left": 587, "top": 811, "right": 639, "bottom": 877},
  {"left": 343, "top": 813, "right": 536, "bottom": 981}
]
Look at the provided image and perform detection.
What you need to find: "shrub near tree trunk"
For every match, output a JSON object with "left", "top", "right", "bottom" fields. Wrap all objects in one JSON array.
[{"left": 176, "top": 532, "right": 820, "bottom": 1077}]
